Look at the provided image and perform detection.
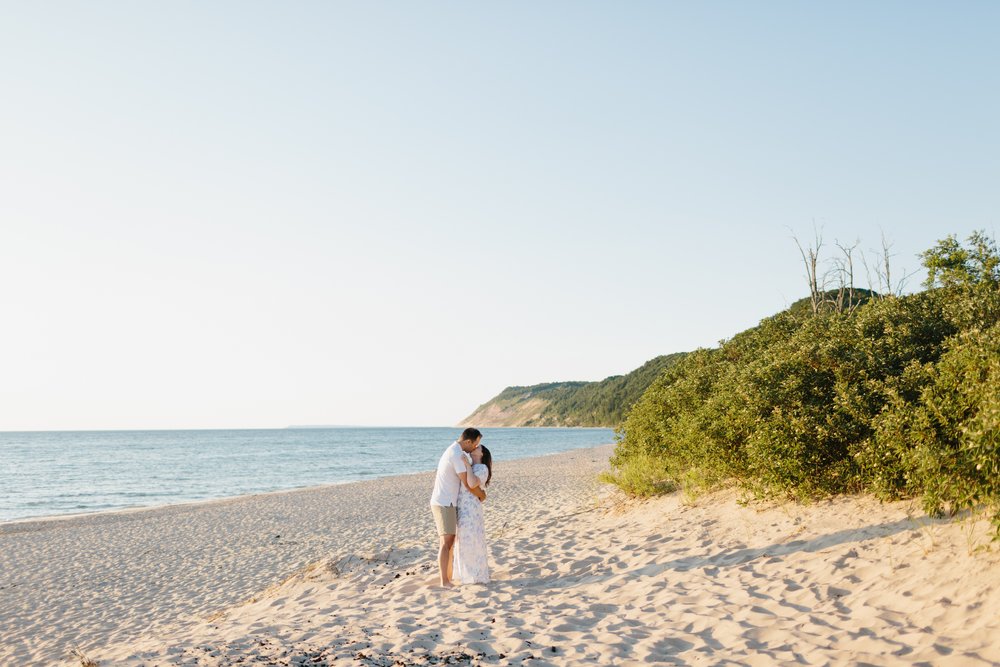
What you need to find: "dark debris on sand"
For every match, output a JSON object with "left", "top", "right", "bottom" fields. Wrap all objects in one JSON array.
[{"left": 138, "top": 638, "right": 508, "bottom": 667}]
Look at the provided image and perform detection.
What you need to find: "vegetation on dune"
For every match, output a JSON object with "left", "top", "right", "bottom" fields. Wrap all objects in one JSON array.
[
  {"left": 537, "top": 353, "right": 688, "bottom": 426},
  {"left": 607, "top": 231, "right": 1000, "bottom": 537}
]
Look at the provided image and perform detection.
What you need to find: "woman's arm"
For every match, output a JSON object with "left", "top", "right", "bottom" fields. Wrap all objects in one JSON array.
[
  {"left": 463, "top": 458, "right": 478, "bottom": 487},
  {"left": 457, "top": 471, "right": 486, "bottom": 501},
  {"left": 470, "top": 462, "right": 487, "bottom": 502},
  {"left": 459, "top": 459, "right": 487, "bottom": 501}
]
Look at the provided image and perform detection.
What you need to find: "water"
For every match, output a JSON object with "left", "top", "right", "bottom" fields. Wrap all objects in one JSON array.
[{"left": 0, "top": 427, "right": 615, "bottom": 523}]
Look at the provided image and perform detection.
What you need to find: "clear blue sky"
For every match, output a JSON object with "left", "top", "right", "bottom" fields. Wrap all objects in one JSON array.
[{"left": 1, "top": 2, "right": 997, "bottom": 430}]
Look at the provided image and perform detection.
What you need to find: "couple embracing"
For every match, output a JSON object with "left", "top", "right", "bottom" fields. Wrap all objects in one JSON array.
[{"left": 429, "top": 427, "right": 493, "bottom": 588}]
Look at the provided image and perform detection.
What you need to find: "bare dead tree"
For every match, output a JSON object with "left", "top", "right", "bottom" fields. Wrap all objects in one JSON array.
[
  {"left": 861, "top": 231, "right": 917, "bottom": 299},
  {"left": 791, "top": 224, "right": 826, "bottom": 315},
  {"left": 880, "top": 233, "right": 894, "bottom": 296},
  {"left": 832, "top": 238, "right": 861, "bottom": 313}
]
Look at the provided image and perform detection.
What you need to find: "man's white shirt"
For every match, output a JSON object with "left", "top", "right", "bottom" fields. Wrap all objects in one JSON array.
[{"left": 430, "top": 441, "right": 469, "bottom": 507}]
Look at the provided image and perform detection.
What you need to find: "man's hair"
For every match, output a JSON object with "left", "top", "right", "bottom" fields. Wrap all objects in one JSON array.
[{"left": 460, "top": 427, "right": 482, "bottom": 443}]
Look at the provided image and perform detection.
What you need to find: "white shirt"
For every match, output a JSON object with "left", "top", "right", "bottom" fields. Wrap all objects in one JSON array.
[{"left": 430, "top": 441, "right": 469, "bottom": 507}]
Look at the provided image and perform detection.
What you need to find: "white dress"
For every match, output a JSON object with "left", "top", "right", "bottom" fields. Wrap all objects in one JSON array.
[{"left": 453, "top": 463, "right": 490, "bottom": 584}]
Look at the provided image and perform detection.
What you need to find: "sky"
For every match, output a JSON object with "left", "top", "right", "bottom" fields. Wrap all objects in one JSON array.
[{"left": 1, "top": 1, "right": 997, "bottom": 430}]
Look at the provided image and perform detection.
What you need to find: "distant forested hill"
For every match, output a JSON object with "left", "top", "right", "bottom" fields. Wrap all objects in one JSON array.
[{"left": 459, "top": 353, "right": 688, "bottom": 427}]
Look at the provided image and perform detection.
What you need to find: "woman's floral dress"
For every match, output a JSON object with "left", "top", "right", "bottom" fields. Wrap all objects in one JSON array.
[{"left": 453, "top": 463, "right": 490, "bottom": 584}]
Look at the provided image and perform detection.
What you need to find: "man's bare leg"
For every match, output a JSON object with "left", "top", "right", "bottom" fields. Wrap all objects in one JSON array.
[{"left": 438, "top": 534, "right": 456, "bottom": 587}]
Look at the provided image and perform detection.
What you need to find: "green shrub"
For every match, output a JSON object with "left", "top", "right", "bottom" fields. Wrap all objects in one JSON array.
[
  {"left": 604, "top": 231, "right": 1000, "bottom": 536},
  {"left": 599, "top": 451, "right": 678, "bottom": 497},
  {"left": 902, "top": 325, "right": 1000, "bottom": 529},
  {"left": 612, "top": 347, "right": 732, "bottom": 490}
]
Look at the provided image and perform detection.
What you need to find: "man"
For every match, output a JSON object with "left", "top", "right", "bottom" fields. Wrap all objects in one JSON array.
[{"left": 430, "top": 427, "right": 486, "bottom": 587}]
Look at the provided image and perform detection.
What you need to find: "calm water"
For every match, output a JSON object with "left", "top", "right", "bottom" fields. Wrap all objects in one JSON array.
[{"left": 0, "top": 427, "right": 614, "bottom": 523}]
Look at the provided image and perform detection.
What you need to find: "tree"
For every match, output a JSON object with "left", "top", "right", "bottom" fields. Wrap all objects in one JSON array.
[
  {"left": 791, "top": 224, "right": 826, "bottom": 315},
  {"left": 921, "top": 230, "right": 1000, "bottom": 289},
  {"left": 792, "top": 226, "right": 873, "bottom": 314},
  {"left": 862, "top": 231, "right": 914, "bottom": 299},
  {"left": 833, "top": 238, "right": 862, "bottom": 313}
]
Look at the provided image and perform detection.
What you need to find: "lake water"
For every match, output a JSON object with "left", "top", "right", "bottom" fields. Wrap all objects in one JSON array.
[{"left": 0, "top": 427, "right": 615, "bottom": 523}]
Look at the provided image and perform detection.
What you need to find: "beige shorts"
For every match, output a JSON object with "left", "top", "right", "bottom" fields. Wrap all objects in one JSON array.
[{"left": 431, "top": 504, "right": 457, "bottom": 536}]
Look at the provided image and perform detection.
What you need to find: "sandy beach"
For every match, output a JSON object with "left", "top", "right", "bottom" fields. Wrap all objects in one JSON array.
[{"left": 3, "top": 443, "right": 999, "bottom": 666}]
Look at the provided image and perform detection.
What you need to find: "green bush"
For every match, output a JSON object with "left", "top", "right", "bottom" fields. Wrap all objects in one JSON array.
[
  {"left": 898, "top": 325, "right": 1000, "bottom": 527},
  {"left": 599, "top": 451, "right": 678, "bottom": 497},
  {"left": 613, "top": 347, "right": 732, "bottom": 494},
  {"left": 606, "top": 231, "right": 1000, "bottom": 536}
]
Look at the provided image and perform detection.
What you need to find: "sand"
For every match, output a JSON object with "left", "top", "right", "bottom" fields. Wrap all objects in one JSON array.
[{"left": 2, "top": 444, "right": 999, "bottom": 666}]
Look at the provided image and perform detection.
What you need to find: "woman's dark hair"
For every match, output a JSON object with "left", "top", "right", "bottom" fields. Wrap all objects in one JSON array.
[{"left": 480, "top": 445, "right": 493, "bottom": 487}]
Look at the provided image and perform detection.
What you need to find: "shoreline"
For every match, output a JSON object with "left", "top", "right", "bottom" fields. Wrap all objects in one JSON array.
[{"left": 1, "top": 439, "right": 615, "bottom": 529}]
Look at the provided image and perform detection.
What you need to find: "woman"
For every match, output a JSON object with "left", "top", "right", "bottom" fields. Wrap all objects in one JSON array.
[{"left": 453, "top": 445, "right": 493, "bottom": 584}]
